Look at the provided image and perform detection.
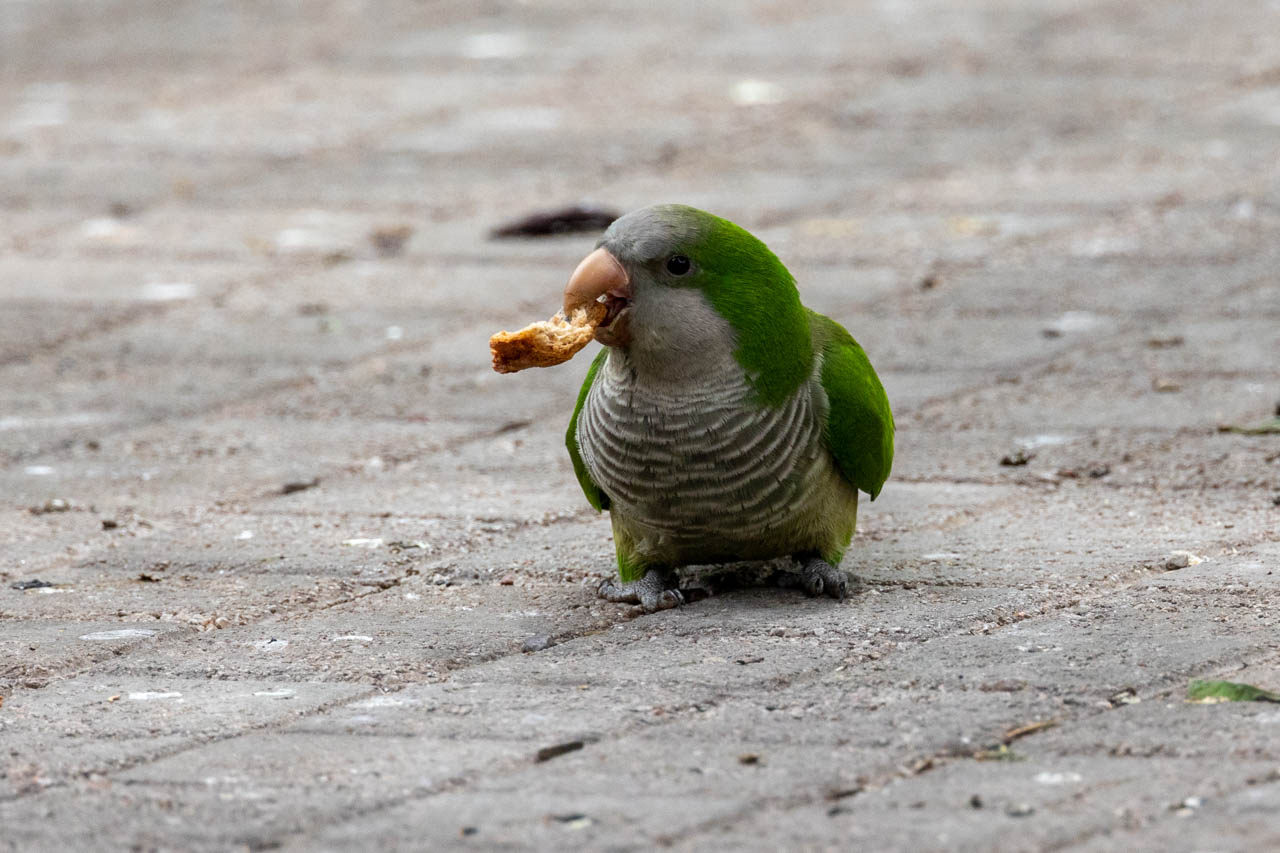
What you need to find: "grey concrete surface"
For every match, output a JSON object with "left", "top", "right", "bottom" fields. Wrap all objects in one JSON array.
[{"left": 2, "top": 0, "right": 1278, "bottom": 850}]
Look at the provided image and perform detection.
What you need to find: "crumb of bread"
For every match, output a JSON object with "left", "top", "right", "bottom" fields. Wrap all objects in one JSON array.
[{"left": 490, "top": 302, "right": 607, "bottom": 374}]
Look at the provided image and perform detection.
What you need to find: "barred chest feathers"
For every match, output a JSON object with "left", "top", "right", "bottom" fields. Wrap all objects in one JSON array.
[{"left": 574, "top": 344, "right": 852, "bottom": 565}]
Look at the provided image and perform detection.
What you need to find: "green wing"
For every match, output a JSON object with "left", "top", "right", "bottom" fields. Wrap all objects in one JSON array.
[
  {"left": 812, "top": 311, "right": 894, "bottom": 500},
  {"left": 565, "top": 348, "right": 610, "bottom": 511}
]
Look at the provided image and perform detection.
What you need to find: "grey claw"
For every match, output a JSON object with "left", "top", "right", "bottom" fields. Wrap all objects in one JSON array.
[
  {"left": 597, "top": 570, "right": 685, "bottom": 611},
  {"left": 647, "top": 588, "right": 685, "bottom": 612},
  {"left": 597, "top": 577, "right": 631, "bottom": 603},
  {"left": 800, "top": 559, "right": 849, "bottom": 600}
]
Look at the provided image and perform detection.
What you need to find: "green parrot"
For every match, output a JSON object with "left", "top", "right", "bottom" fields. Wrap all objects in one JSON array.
[{"left": 562, "top": 204, "right": 893, "bottom": 611}]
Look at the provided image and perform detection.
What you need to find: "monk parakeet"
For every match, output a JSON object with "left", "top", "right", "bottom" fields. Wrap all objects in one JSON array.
[{"left": 563, "top": 204, "right": 893, "bottom": 611}]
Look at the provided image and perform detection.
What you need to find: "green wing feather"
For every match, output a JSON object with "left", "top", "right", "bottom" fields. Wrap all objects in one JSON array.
[
  {"left": 565, "top": 348, "right": 610, "bottom": 511},
  {"left": 812, "top": 310, "right": 894, "bottom": 500}
]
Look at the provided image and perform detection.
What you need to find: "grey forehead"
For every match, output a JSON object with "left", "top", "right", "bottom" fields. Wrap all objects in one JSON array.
[{"left": 599, "top": 205, "right": 699, "bottom": 264}]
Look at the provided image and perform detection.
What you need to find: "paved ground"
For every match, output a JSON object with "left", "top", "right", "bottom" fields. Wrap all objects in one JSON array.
[{"left": 2, "top": 0, "right": 1279, "bottom": 850}]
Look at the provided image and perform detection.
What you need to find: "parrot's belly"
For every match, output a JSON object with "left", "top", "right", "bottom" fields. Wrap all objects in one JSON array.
[{"left": 577, "top": 364, "right": 856, "bottom": 565}]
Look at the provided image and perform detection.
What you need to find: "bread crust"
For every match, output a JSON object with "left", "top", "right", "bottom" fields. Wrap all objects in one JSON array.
[{"left": 489, "top": 302, "right": 607, "bottom": 374}]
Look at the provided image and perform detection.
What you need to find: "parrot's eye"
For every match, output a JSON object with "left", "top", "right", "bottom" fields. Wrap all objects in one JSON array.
[{"left": 665, "top": 255, "right": 692, "bottom": 276}]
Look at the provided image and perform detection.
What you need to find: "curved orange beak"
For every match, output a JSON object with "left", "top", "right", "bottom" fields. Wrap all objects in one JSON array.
[{"left": 563, "top": 247, "right": 632, "bottom": 346}]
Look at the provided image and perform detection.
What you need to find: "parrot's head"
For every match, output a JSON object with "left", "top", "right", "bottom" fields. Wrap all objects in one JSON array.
[{"left": 562, "top": 204, "right": 812, "bottom": 399}]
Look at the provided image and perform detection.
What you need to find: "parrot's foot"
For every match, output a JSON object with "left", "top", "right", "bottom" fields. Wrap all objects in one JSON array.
[
  {"left": 797, "top": 557, "right": 849, "bottom": 600},
  {"left": 598, "top": 569, "right": 684, "bottom": 612}
]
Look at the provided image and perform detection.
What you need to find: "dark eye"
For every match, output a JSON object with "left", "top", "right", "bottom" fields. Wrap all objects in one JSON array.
[{"left": 665, "top": 255, "right": 692, "bottom": 276}]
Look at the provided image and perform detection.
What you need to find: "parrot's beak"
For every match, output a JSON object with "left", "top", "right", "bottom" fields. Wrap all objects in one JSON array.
[{"left": 563, "top": 247, "right": 632, "bottom": 347}]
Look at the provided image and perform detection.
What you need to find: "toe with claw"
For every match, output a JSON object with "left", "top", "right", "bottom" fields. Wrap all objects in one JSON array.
[
  {"left": 798, "top": 557, "right": 849, "bottom": 600},
  {"left": 598, "top": 569, "right": 684, "bottom": 612}
]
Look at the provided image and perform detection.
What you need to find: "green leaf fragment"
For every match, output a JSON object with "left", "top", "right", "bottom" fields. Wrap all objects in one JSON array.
[
  {"left": 1187, "top": 679, "right": 1280, "bottom": 703},
  {"left": 1217, "top": 417, "right": 1280, "bottom": 436},
  {"left": 973, "top": 745, "right": 1024, "bottom": 762}
]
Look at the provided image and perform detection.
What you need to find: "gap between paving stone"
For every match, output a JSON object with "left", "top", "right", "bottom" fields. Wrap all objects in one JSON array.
[
  {"left": 5, "top": 344, "right": 429, "bottom": 466},
  {"left": 0, "top": 301, "right": 173, "bottom": 371},
  {"left": 245, "top": 505, "right": 602, "bottom": 527},
  {"left": 902, "top": 321, "right": 1148, "bottom": 424},
  {"left": 0, "top": 557, "right": 435, "bottom": 692},
  {"left": 1, "top": 266, "right": 486, "bottom": 465},
  {"left": 0, "top": 404, "right": 588, "bottom": 581},
  {"left": 0, "top": 683, "right": 384, "bottom": 806},
  {"left": 893, "top": 471, "right": 1276, "bottom": 494}
]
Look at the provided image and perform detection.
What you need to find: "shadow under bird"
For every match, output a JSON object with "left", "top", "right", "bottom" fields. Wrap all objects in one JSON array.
[{"left": 563, "top": 204, "right": 894, "bottom": 611}]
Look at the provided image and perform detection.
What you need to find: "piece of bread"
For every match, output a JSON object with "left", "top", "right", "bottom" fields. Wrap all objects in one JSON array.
[{"left": 490, "top": 302, "right": 607, "bottom": 374}]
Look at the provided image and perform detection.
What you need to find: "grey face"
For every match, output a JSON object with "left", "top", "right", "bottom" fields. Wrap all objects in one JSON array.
[{"left": 597, "top": 206, "right": 739, "bottom": 386}]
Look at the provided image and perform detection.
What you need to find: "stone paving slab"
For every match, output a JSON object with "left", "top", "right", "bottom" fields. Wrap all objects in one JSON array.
[
  {"left": 682, "top": 756, "right": 1280, "bottom": 853},
  {"left": 0, "top": 676, "right": 365, "bottom": 799},
  {"left": 0, "top": 416, "right": 481, "bottom": 516},
  {"left": 1071, "top": 777, "right": 1280, "bottom": 853},
  {"left": 95, "top": 578, "right": 609, "bottom": 686},
  {"left": 0, "top": 619, "right": 189, "bottom": 693}
]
